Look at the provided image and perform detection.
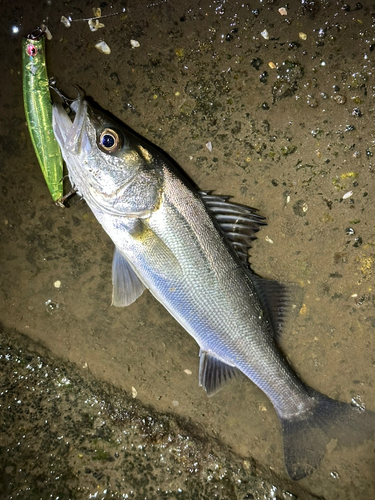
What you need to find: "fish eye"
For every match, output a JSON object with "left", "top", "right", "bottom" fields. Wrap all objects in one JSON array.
[
  {"left": 26, "top": 44, "right": 38, "bottom": 57},
  {"left": 98, "top": 128, "right": 122, "bottom": 154}
]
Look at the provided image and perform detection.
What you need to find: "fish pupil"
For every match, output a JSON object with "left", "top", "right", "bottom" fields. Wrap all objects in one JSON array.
[{"left": 102, "top": 134, "right": 115, "bottom": 148}]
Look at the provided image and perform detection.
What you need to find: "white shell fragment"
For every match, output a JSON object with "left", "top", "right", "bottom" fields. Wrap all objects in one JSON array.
[
  {"left": 265, "top": 236, "right": 274, "bottom": 244},
  {"left": 61, "top": 16, "right": 71, "bottom": 28},
  {"left": 278, "top": 7, "right": 287, "bottom": 15},
  {"left": 206, "top": 141, "right": 212, "bottom": 152},
  {"left": 299, "top": 32, "right": 307, "bottom": 40},
  {"left": 95, "top": 41, "right": 111, "bottom": 54},
  {"left": 261, "top": 29, "right": 269, "bottom": 40},
  {"left": 342, "top": 190, "right": 353, "bottom": 200},
  {"left": 88, "top": 19, "right": 105, "bottom": 31},
  {"left": 131, "top": 386, "right": 137, "bottom": 398},
  {"left": 184, "top": 369, "right": 192, "bottom": 375},
  {"left": 130, "top": 39, "right": 140, "bottom": 48},
  {"left": 54, "top": 280, "right": 61, "bottom": 288}
]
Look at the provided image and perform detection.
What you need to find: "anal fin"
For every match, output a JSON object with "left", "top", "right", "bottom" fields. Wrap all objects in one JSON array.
[{"left": 199, "top": 349, "right": 240, "bottom": 396}]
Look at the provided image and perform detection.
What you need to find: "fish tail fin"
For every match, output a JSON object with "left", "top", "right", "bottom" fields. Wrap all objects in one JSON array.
[{"left": 279, "top": 387, "right": 375, "bottom": 480}]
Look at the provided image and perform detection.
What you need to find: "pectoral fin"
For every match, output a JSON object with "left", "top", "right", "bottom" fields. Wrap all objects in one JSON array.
[
  {"left": 199, "top": 349, "right": 240, "bottom": 396},
  {"left": 112, "top": 247, "right": 145, "bottom": 307}
]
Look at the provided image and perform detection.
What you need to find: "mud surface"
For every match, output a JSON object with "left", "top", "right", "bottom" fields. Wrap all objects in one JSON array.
[{"left": 1, "top": 0, "right": 375, "bottom": 499}]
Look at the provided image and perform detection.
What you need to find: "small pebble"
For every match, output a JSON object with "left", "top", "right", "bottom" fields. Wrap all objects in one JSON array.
[
  {"left": 299, "top": 304, "right": 307, "bottom": 315},
  {"left": 54, "top": 280, "right": 61, "bottom": 288},
  {"left": 333, "top": 94, "right": 346, "bottom": 105},
  {"left": 306, "top": 95, "right": 318, "bottom": 107},
  {"left": 131, "top": 386, "right": 137, "bottom": 398}
]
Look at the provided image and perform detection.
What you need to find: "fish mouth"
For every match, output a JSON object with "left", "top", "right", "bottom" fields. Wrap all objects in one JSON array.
[
  {"left": 65, "top": 95, "right": 87, "bottom": 153},
  {"left": 52, "top": 91, "right": 95, "bottom": 203},
  {"left": 52, "top": 90, "right": 90, "bottom": 156}
]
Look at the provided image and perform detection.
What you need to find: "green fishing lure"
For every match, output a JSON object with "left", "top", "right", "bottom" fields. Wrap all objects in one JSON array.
[{"left": 22, "top": 28, "right": 63, "bottom": 203}]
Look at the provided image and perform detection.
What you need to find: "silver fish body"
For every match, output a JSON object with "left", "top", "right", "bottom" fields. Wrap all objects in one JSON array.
[{"left": 52, "top": 95, "right": 375, "bottom": 480}]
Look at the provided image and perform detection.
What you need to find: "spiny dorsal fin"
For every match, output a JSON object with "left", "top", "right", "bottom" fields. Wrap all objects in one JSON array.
[
  {"left": 199, "top": 349, "right": 241, "bottom": 396},
  {"left": 199, "top": 191, "right": 266, "bottom": 266}
]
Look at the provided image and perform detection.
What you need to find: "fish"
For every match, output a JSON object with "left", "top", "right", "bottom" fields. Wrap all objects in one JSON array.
[{"left": 52, "top": 92, "right": 375, "bottom": 480}]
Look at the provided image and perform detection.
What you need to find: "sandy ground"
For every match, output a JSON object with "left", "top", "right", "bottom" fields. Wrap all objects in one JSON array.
[{"left": 1, "top": 0, "right": 375, "bottom": 498}]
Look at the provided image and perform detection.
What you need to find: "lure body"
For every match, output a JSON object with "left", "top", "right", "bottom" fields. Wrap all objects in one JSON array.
[{"left": 22, "top": 29, "right": 63, "bottom": 202}]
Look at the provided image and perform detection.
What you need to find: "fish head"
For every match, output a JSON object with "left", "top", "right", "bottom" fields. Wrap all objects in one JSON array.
[{"left": 52, "top": 94, "right": 163, "bottom": 217}]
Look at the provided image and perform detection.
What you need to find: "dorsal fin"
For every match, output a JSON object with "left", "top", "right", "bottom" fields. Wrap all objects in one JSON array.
[
  {"left": 199, "top": 349, "right": 241, "bottom": 396},
  {"left": 199, "top": 191, "right": 266, "bottom": 266},
  {"left": 252, "top": 275, "right": 291, "bottom": 341},
  {"left": 200, "top": 191, "right": 298, "bottom": 342}
]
